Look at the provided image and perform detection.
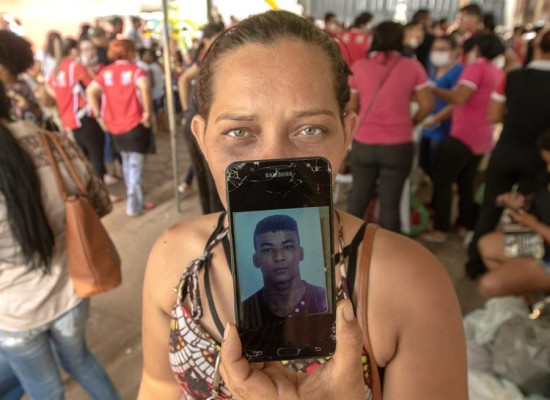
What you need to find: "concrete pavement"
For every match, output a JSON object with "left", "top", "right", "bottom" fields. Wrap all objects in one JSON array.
[{"left": 60, "top": 132, "right": 484, "bottom": 399}]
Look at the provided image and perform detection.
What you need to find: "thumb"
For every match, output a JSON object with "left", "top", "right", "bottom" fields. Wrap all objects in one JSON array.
[
  {"left": 331, "top": 300, "right": 364, "bottom": 384},
  {"left": 219, "top": 323, "right": 252, "bottom": 390}
]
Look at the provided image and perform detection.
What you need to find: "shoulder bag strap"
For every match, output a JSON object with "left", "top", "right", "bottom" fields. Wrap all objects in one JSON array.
[
  {"left": 38, "top": 131, "right": 67, "bottom": 200},
  {"left": 357, "top": 223, "right": 382, "bottom": 399},
  {"left": 356, "top": 55, "right": 402, "bottom": 130},
  {"left": 48, "top": 134, "right": 89, "bottom": 196}
]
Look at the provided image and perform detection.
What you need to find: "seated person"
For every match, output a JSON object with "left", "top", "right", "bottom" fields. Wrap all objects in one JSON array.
[
  {"left": 478, "top": 130, "right": 550, "bottom": 298},
  {"left": 242, "top": 214, "right": 327, "bottom": 328}
]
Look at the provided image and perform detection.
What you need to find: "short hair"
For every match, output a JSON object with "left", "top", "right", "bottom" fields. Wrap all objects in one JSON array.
[
  {"left": 90, "top": 27, "right": 106, "bottom": 39},
  {"left": 324, "top": 12, "right": 336, "bottom": 24},
  {"left": 111, "top": 16, "right": 123, "bottom": 26},
  {"left": 107, "top": 39, "right": 136, "bottom": 61},
  {"left": 370, "top": 21, "right": 404, "bottom": 53},
  {"left": 0, "top": 30, "right": 34, "bottom": 76},
  {"left": 538, "top": 129, "right": 550, "bottom": 151},
  {"left": 434, "top": 34, "right": 459, "bottom": 49},
  {"left": 475, "top": 33, "right": 505, "bottom": 60},
  {"left": 61, "top": 38, "right": 78, "bottom": 57},
  {"left": 253, "top": 215, "right": 300, "bottom": 250},
  {"left": 460, "top": 3, "right": 483, "bottom": 19},
  {"left": 352, "top": 12, "right": 373, "bottom": 28},
  {"left": 412, "top": 9, "right": 430, "bottom": 25}
]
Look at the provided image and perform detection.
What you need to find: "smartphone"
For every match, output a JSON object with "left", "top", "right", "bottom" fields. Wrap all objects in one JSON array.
[{"left": 226, "top": 157, "right": 336, "bottom": 362}]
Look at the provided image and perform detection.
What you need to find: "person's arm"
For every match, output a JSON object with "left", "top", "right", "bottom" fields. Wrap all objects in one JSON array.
[
  {"left": 423, "top": 104, "right": 454, "bottom": 128},
  {"left": 509, "top": 209, "right": 550, "bottom": 245},
  {"left": 137, "top": 231, "right": 185, "bottom": 400},
  {"left": 177, "top": 63, "right": 200, "bottom": 114},
  {"left": 366, "top": 230, "right": 468, "bottom": 399},
  {"left": 412, "top": 85, "right": 434, "bottom": 125},
  {"left": 488, "top": 99, "right": 506, "bottom": 123},
  {"left": 85, "top": 81, "right": 107, "bottom": 131},
  {"left": 433, "top": 84, "right": 474, "bottom": 105},
  {"left": 136, "top": 76, "right": 153, "bottom": 128}
]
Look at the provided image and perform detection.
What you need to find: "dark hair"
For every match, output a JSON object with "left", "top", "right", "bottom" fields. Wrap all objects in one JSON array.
[
  {"left": 483, "top": 12, "right": 496, "bottom": 32},
  {"left": 351, "top": 12, "right": 373, "bottom": 29},
  {"left": 412, "top": 9, "right": 430, "bottom": 25},
  {"left": 61, "top": 38, "right": 78, "bottom": 57},
  {"left": 253, "top": 214, "right": 299, "bottom": 250},
  {"left": 538, "top": 129, "right": 550, "bottom": 151},
  {"left": 434, "top": 34, "right": 459, "bottom": 49},
  {"left": 475, "top": 33, "right": 505, "bottom": 60},
  {"left": 324, "top": 12, "right": 336, "bottom": 24},
  {"left": 0, "top": 30, "right": 35, "bottom": 76},
  {"left": 195, "top": 11, "right": 351, "bottom": 119},
  {"left": 111, "top": 16, "right": 123, "bottom": 26},
  {"left": 460, "top": 3, "right": 483, "bottom": 19},
  {"left": 370, "top": 21, "right": 404, "bottom": 54},
  {"left": 0, "top": 81, "right": 55, "bottom": 271},
  {"left": 202, "top": 22, "right": 225, "bottom": 40},
  {"left": 45, "top": 31, "right": 62, "bottom": 57},
  {"left": 539, "top": 30, "right": 550, "bottom": 53}
]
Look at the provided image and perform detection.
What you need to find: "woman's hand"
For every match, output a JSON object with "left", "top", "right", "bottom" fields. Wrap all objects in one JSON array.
[
  {"left": 509, "top": 209, "right": 541, "bottom": 231},
  {"left": 220, "top": 299, "right": 365, "bottom": 400},
  {"left": 496, "top": 192, "right": 526, "bottom": 210}
]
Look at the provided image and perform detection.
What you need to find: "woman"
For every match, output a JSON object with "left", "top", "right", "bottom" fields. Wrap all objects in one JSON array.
[
  {"left": 420, "top": 35, "right": 463, "bottom": 180},
  {"left": 478, "top": 130, "right": 550, "bottom": 298},
  {"left": 0, "top": 30, "right": 44, "bottom": 125},
  {"left": 87, "top": 39, "right": 154, "bottom": 217},
  {"left": 422, "top": 33, "right": 505, "bottom": 243},
  {"left": 347, "top": 21, "right": 434, "bottom": 232},
  {"left": 138, "top": 11, "right": 467, "bottom": 400},
  {"left": 466, "top": 29, "right": 550, "bottom": 278},
  {"left": 47, "top": 38, "right": 106, "bottom": 179},
  {"left": 0, "top": 81, "right": 120, "bottom": 399}
]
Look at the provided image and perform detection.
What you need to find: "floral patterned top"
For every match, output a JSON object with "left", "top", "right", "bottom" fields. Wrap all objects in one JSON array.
[
  {"left": 7, "top": 80, "right": 44, "bottom": 126},
  {"left": 169, "top": 214, "right": 380, "bottom": 399}
]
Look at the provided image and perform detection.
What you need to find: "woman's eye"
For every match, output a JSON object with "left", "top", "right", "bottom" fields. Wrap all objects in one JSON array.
[
  {"left": 225, "top": 128, "right": 248, "bottom": 137},
  {"left": 299, "top": 126, "right": 324, "bottom": 136}
]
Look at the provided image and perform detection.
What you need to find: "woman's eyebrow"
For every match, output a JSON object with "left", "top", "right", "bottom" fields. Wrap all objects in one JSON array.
[
  {"left": 292, "top": 109, "right": 336, "bottom": 118},
  {"left": 215, "top": 112, "right": 257, "bottom": 123}
]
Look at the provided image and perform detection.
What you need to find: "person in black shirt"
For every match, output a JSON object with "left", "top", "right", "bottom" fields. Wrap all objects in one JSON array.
[
  {"left": 466, "top": 29, "right": 550, "bottom": 279},
  {"left": 412, "top": 9, "right": 435, "bottom": 70}
]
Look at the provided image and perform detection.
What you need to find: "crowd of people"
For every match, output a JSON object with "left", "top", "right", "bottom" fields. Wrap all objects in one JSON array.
[{"left": 0, "top": 3, "right": 549, "bottom": 399}]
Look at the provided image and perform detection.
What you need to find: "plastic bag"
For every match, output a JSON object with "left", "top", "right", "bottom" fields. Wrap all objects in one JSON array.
[
  {"left": 493, "top": 316, "right": 550, "bottom": 397},
  {"left": 468, "top": 370, "right": 525, "bottom": 400}
]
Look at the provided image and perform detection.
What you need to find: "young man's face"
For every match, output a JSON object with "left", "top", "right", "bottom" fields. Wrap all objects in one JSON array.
[
  {"left": 253, "top": 230, "right": 304, "bottom": 286},
  {"left": 458, "top": 12, "right": 479, "bottom": 34}
]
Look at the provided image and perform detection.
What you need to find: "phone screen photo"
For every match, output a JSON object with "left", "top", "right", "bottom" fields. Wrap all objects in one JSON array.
[{"left": 226, "top": 157, "right": 336, "bottom": 362}]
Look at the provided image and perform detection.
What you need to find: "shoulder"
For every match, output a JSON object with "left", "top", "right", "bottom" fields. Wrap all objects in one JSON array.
[
  {"left": 366, "top": 228, "right": 462, "bottom": 365},
  {"left": 306, "top": 282, "right": 326, "bottom": 296},
  {"left": 144, "top": 213, "right": 225, "bottom": 314}
]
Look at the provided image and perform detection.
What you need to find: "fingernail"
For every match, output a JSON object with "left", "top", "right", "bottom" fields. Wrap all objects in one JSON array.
[
  {"left": 343, "top": 302, "right": 355, "bottom": 322},
  {"left": 223, "top": 323, "right": 230, "bottom": 341}
]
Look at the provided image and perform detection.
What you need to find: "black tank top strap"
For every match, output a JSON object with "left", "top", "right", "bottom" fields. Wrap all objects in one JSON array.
[{"left": 346, "top": 223, "right": 367, "bottom": 298}]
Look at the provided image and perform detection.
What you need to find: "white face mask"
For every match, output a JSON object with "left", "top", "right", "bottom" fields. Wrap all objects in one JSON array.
[{"left": 431, "top": 51, "right": 452, "bottom": 67}]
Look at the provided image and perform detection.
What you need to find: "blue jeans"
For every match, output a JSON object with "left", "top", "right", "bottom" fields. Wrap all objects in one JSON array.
[
  {"left": 120, "top": 151, "right": 145, "bottom": 216},
  {"left": 0, "top": 300, "right": 120, "bottom": 400},
  {"left": 0, "top": 353, "right": 24, "bottom": 400}
]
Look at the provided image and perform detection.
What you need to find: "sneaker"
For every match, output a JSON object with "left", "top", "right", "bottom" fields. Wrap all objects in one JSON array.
[
  {"left": 421, "top": 230, "right": 448, "bottom": 244},
  {"left": 336, "top": 173, "right": 353, "bottom": 184},
  {"left": 143, "top": 202, "right": 155, "bottom": 211}
]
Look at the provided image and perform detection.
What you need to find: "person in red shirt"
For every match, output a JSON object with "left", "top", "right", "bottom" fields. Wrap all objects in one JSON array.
[
  {"left": 47, "top": 38, "right": 106, "bottom": 179},
  {"left": 338, "top": 12, "right": 372, "bottom": 67},
  {"left": 87, "top": 39, "right": 153, "bottom": 217}
]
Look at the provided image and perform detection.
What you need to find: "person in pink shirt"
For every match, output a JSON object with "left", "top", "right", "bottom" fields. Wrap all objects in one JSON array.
[
  {"left": 422, "top": 33, "right": 505, "bottom": 243},
  {"left": 347, "top": 21, "right": 434, "bottom": 232}
]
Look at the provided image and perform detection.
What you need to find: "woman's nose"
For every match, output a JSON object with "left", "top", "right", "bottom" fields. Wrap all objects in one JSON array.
[{"left": 257, "top": 130, "right": 296, "bottom": 160}]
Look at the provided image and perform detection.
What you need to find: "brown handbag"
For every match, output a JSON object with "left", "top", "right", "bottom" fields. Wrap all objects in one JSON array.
[{"left": 39, "top": 132, "right": 122, "bottom": 297}]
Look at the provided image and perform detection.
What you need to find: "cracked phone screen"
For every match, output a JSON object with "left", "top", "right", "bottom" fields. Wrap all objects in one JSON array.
[{"left": 226, "top": 157, "right": 336, "bottom": 362}]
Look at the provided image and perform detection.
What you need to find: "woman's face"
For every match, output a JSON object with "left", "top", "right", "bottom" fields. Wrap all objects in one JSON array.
[{"left": 192, "top": 39, "right": 356, "bottom": 207}]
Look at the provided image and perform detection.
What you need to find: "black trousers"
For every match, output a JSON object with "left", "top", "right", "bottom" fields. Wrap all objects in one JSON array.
[
  {"left": 466, "top": 143, "right": 546, "bottom": 277},
  {"left": 73, "top": 116, "right": 105, "bottom": 177},
  {"left": 348, "top": 141, "right": 414, "bottom": 232},
  {"left": 432, "top": 137, "right": 482, "bottom": 232}
]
